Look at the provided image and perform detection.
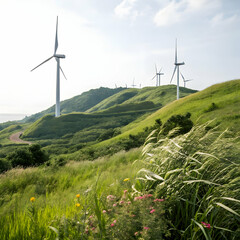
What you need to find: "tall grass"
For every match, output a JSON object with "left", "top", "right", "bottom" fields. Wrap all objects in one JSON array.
[
  {"left": 0, "top": 149, "right": 141, "bottom": 239},
  {"left": 136, "top": 122, "right": 240, "bottom": 239}
]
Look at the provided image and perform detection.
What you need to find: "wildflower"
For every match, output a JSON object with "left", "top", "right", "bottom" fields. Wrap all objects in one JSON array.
[
  {"left": 154, "top": 198, "right": 164, "bottom": 202},
  {"left": 123, "top": 178, "right": 130, "bottom": 182},
  {"left": 134, "top": 232, "right": 139, "bottom": 236},
  {"left": 76, "top": 203, "right": 80, "bottom": 207},
  {"left": 76, "top": 194, "right": 80, "bottom": 198},
  {"left": 92, "top": 227, "right": 96, "bottom": 231},
  {"left": 127, "top": 201, "right": 131, "bottom": 205},
  {"left": 111, "top": 223, "right": 115, "bottom": 227},
  {"left": 144, "top": 227, "right": 150, "bottom": 230},
  {"left": 201, "top": 222, "right": 211, "bottom": 229},
  {"left": 30, "top": 197, "right": 35, "bottom": 202},
  {"left": 107, "top": 195, "right": 116, "bottom": 201},
  {"left": 124, "top": 189, "right": 128, "bottom": 193},
  {"left": 102, "top": 210, "right": 106, "bottom": 213},
  {"left": 150, "top": 209, "right": 155, "bottom": 214},
  {"left": 113, "top": 220, "right": 117, "bottom": 223},
  {"left": 147, "top": 194, "right": 153, "bottom": 197},
  {"left": 113, "top": 203, "right": 117, "bottom": 207},
  {"left": 119, "top": 200, "right": 125, "bottom": 205}
]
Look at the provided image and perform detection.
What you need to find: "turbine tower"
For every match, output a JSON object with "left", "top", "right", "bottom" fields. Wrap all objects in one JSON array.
[
  {"left": 31, "top": 16, "right": 67, "bottom": 117},
  {"left": 170, "top": 39, "right": 185, "bottom": 100},
  {"left": 180, "top": 72, "right": 193, "bottom": 88}
]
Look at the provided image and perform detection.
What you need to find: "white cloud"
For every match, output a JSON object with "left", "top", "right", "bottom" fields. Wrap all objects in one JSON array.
[
  {"left": 154, "top": 1, "right": 185, "bottom": 27},
  {"left": 114, "top": 0, "right": 138, "bottom": 18},
  {"left": 211, "top": 13, "right": 239, "bottom": 27},
  {"left": 154, "top": 0, "right": 221, "bottom": 27}
]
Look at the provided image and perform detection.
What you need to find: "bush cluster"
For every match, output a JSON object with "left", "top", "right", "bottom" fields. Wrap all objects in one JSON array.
[{"left": 6, "top": 144, "right": 49, "bottom": 169}]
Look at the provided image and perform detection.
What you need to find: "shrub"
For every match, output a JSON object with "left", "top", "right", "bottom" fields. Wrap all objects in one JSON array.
[
  {"left": 0, "top": 158, "right": 12, "bottom": 173},
  {"left": 7, "top": 144, "right": 49, "bottom": 168}
]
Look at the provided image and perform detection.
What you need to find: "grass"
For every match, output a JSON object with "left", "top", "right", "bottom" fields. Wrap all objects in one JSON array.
[
  {"left": 137, "top": 123, "right": 240, "bottom": 239},
  {"left": 0, "top": 148, "right": 142, "bottom": 239}
]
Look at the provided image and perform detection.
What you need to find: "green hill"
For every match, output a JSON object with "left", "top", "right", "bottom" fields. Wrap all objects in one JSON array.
[
  {"left": 24, "top": 87, "right": 125, "bottom": 122},
  {"left": 66, "top": 79, "right": 240, "bottom": 160},
  {"left": 87, "top": 85, "right": 197, "bottom": 113},
  {"left": 22, "top": 85, "right": 196, "bottom": 140}
]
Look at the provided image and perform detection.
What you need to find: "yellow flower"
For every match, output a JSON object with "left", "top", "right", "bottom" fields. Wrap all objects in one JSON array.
[
  {"left": 30, "top": 197, "right": 35, "bottom": 202},
  {"left": 76, "top": 194, "right": 80, "bottom": 198},
  {"left": 123, "top": 178, "right": 130, "bottom": 182},
  {"left": 76, "top": 203, "right": 80, "bottom": 207}
]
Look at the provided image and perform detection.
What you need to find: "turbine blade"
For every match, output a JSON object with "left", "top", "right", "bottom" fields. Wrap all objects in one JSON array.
[
  {"left": 151, "top": 74, "right": 156, "bottom": 80},
  {"left": 155, "top": 64, "right": 157, "bottom": 73},
  {"left": 31, "top": 56, "right": 53, "bottom": 72},
  {"left": 159, "top": 67, "right": 162, "bottom": 73},
  {"left": 180, "top": 72, "right": 185, "bottom": 81},
  {"left": 60, "top": 66, "right": 67, "bottom": 80},
  {"left": 175, "top": 38, "right": 177, "bottom": 64},
  {"left": 170, "top": 66, "right": 177, "bottom": 83},
  {"left": 54, "top": 16, "right": 58, "bottom": 54},
  {"left": 186, "top": 79, "right": 193, "bottom": 82}
]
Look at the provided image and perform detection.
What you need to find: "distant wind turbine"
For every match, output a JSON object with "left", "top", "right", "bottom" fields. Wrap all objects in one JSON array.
[
  {"left": 31, "top": 16, "right": 67, "bottom": 117},
  {"left": 131, "top": 78, "right": 137, "bottom": 88},
  {"left": 180, "top": 72, "right": 193, "bottom": 88},
  {"left": 152, "top": 65, "right": 164, "bottom": 86},
  {"left": 170, "top": 39, "right": 185, "bottom": 100}
]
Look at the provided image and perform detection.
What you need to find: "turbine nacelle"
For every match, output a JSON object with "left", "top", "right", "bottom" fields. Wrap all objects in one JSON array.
[
  {"left": 54, "top": 54, "right": 66, "bottom": 59},
  {"left": 175, "top": 62, "right": 185, "bottom": 66}
]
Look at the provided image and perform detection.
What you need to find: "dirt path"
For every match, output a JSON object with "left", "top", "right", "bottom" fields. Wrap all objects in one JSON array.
[{"left": 9, "top": 132, "right": 32, "bottom": 145}]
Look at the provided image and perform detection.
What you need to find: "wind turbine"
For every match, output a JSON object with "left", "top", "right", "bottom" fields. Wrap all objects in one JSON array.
[
  {"left": 180, "top": 72, "right": 193, "bottom": 88},
  {"left": 170, "top": 39, "right": 185, "bottom": 100},
  {"left": 152, "top": 65, "right": 164, "bottom": 86},
  {"left": 31, "top": 16, "right": 67, "bottom": 117},
  {"left": 131, "top": 78, "right": 137, "bottom": 88}
]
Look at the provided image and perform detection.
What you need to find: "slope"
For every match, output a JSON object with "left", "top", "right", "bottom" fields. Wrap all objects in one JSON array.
[
  {"left": 67, "top": 79, "right": 240, "bottom": 159},
  {"left": 24, "top": 87, "right": 125, "bottom": 122},
  {"left": 87, "top": 85, "right": 197, "bottom": 113}
]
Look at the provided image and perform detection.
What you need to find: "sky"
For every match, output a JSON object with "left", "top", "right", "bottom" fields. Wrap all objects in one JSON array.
[{"left": 0, "top": 0, "right": 239, "bottom": 115}]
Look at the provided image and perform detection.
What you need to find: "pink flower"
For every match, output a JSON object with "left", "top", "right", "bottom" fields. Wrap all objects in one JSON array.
[
  {"left": 111, "top": 223, "right": 115, "bottom": 227},
  {"left": 124, "top": 190, "right": 128, "bottom": 193},
  {"left": 113, "top": 220, "right": 117, "bottom": 223},
  {"left": 144, "top": 227, "right": 150, "bottom": 230},
  {"left": 113, "top": 203, "right": 117, "bottom": 207},
  {"left": 150, "top": 209, "right": 155, "bottom": 214},
  {"left": 134, "top": 232, "right": 139, "bottom": 236},
  {"left": 91, "top": 227, "right": 96, "bottom": 231},
  {"left": 201, "top": 222, "right": 211, "bottom": 229},
  {"left": 119, "top": 200, "right": 125, "bottom": 204},
  {"left": 147, "top": 194, "right": 153, "bottom": 197},
  {"left": 102, "top": 210, "right": 106, "bottom": 213},
  {"left": 107, "top": 195, "right": 116, "bottom": 201},
  {"left": 154, "top": 198, "right": 164, "bottom": 202},
  {"left": 127, "top": 201, "right": 131, "bottom": 205}
]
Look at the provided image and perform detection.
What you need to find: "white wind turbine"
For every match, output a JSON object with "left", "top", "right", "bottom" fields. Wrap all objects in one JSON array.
[
  {"left": 170, "top": 39, "right": 185, "bottom": 100},
  {"left": 180, "top": 72, "right": 193, "bottom": 88},
  {"left": 152, "top": 65, "right": 164, "bottom": 86},
  {"left": 31, "top": 16, "right": 67, "bottom": 117}
]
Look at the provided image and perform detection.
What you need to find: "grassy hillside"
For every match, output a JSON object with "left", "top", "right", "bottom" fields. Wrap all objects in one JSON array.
[
  {"left": 87, "top": 85, "right": 197, "bottom": 112},
  {"left": 66, "top": 79, "right": 240, "bottom": 160},
  {"left": 24, "top": 87, "right": 125, "bottom": 122}
]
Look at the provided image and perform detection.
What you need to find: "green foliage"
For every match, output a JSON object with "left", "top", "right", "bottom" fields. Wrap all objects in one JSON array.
[
  {"left": 0, "top": 158, "right": 12, "bottom": 173},
  {"left": 137, "top": 123, "right": 240, "bottom": 239},
  {"left": 161, "top": 112, "right": 193, "bottom": 137},
  {"left": 6, "top": 144, "right": 49, "bottom": 168},
  {"left": 204, "top": 102, "right": 219, "bottom": 112}
]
